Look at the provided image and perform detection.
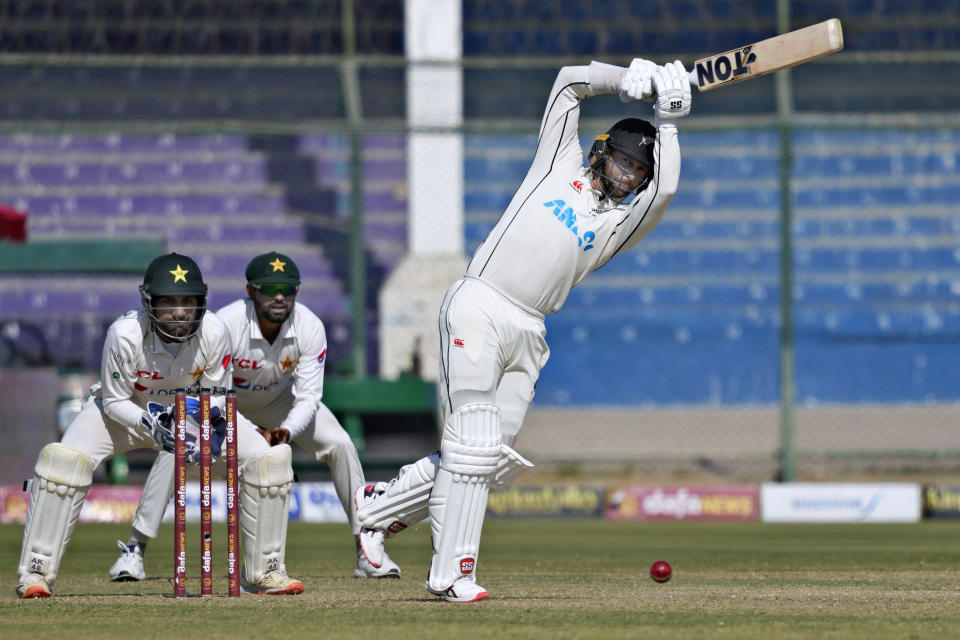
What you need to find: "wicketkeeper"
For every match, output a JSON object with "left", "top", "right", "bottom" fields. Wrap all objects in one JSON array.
[
  {"left": 108, "top": 251, "right": 400, "bottom": 582},
  {"left": 353, "top": 57, "right": 690, "bottom": 602},
  {"left": 17, "top": 253, "right": 304, "bottom": 597}
]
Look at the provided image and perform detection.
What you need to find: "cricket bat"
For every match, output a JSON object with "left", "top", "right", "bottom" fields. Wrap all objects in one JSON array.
[{"left": 688, "top": 19, "right": 844, "bottom": 91}]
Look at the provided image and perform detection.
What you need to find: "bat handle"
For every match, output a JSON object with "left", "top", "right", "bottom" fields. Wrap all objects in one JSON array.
[{"left": 687, "top": 69, "right": 698, "bottom": 88}]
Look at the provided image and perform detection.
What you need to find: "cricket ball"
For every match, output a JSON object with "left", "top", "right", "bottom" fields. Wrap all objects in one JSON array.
[{"left": 650, "top": 560, "right": 672, "bottom": 583}]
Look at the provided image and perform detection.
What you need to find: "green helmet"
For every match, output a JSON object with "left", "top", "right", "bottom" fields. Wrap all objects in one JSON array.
[{"left": 139, "top": 253, "right": 208, "bottom": 342}]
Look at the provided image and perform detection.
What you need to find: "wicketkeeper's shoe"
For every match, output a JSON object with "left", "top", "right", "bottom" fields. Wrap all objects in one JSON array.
[
  {"left": 354, "top": 548, "right": 401, "bottom": 578},
  {"left": 239, "top": 568, "right": 304, "bottom": 595},
  {"left": 109, "top": 540, "right": 146, "bottom": 582},
  {"left": 16, "top": 573, "right": 52, "bottom": 599},
  {"left": 426, "top": 576, "right": 489, "bottom": 603}
]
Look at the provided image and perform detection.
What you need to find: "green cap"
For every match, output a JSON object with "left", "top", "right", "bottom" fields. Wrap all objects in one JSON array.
[{"left": 245, "top": 251, "right": 301, "bottom": 286}]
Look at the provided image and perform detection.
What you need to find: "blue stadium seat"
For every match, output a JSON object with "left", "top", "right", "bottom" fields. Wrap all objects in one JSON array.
[{"left": 464, "top": 126, "right": 960, "bottom": 405}]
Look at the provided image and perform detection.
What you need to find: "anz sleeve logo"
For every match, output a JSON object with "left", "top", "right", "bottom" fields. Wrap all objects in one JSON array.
[{"left": 543, "top": 200, "right": 595, "bottom": 251}]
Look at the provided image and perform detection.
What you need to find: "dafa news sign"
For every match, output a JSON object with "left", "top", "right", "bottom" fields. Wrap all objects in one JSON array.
[
  {"left": 604, "top": 485, "right": 759, "bottom": 521},
  {"left": 486, "top": 485, "right": 607, "bottom": 518}
]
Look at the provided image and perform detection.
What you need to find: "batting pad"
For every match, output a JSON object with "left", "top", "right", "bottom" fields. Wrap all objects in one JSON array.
[
  {"left": 240, "top": 444, "right": 293, "bottom": 583},
  {"left": 428, "top": 403, "right": 500, "bottom": 592},
  {"left": 357, "top": 442, "right": 535, "bottom": 536},
  {"left": 358, "top": 452, "right": 439, "bottom": 533},
  {"left": 18, "top": 443, "right": 94, "bottom": 584}
]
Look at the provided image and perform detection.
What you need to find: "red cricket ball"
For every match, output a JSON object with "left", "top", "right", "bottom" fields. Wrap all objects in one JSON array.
[{"left": 650, "top": 560, "right": 672, "bottom": 583}]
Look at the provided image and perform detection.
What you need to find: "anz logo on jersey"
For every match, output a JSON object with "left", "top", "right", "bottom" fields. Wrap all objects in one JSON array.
[{"left": 543, "top": 200, "right": 595, "bottom": 251}]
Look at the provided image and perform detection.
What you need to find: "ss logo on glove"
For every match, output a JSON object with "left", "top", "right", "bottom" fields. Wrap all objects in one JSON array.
[{"left": 670, "top": 100, "right": 683, "bottom": 110}]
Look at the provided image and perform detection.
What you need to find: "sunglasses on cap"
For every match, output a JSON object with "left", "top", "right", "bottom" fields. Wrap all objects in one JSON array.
[{"left": 253, "top": 283, "right": 299, "bottom": 297}]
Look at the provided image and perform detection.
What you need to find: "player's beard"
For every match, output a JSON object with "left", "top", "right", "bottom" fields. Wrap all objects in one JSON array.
[
  {"left": 599, "top": 175, "right": 632, "bottom": 201},
  {"left": 259, "top": 301, "right": 293, "bottom": 325},
  {"left": 604, "top": 160, "right": 640, "bottom": 200},
  {"left": 156, "top": 313, "right": 198, "bottom": 341}
]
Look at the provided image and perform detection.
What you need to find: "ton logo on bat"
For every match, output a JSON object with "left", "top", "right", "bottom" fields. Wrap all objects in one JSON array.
[{"left": 695, "top": 46, "right": 758, "bottom": 87}]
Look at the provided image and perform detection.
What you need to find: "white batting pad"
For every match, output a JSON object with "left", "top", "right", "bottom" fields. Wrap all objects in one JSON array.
[
  {"left": 240, "top": 444, "right": 294, "bottom": 583},
  {"left": 427, "top": 403, "right": 500, "bottom": 592},
  {"left": 358, "top": 452, "right": 439, "bottom": 533},
  {"left": 18, "top": 443, "right": 94, "bottom": 584},
  {"left": 492, "top": 443, "right": 535, "bottom": 491}
]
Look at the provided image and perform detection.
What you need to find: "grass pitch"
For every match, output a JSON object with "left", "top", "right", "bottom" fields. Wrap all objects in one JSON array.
[{"left": 2, "top": 519, "right": 958, "bottom": 639}]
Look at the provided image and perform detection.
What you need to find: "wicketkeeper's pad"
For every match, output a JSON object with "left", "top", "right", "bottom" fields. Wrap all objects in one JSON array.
[{"left": 18, "top": 443, "right": 94, "bottom": 584}]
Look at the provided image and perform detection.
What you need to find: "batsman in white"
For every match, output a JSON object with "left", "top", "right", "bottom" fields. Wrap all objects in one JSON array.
[
  {"left": 107, "top": 251, "right": 400, "bottom": 582},
  {"left": 353, "top": 57, "right": 691, "bottom": 602},
  {"left": 17, "top": 252, "right": 303, "bottom": 598}
]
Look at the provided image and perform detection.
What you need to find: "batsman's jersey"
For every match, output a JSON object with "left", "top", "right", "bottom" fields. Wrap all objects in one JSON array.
[
  {"left": 465, "top": 62, "right": 681, "bottom": 315},
  {"left": 98, "top": 310, "right": 232, "bottom": 430},
  {"left": 217, "top": 298, "right": 327, "bottom": 440}
]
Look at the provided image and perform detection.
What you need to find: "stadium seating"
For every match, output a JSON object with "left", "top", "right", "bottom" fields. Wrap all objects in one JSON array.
[
  {"left": 298, "top": 133, "right": 409, "bottom": 272},
  {"left": 3, "top": 122, "right": 957, "bottom": 405},
  {"left": 3, "top": 0, "right": 959, "bottom": 404},
  {"left": 0, "top": 133, "right": 352, "bottom": 370},
  {"left": 463, "top": 127, "right": 960, "bottom": 405},
  {"left": 462, "top": 0, "right": 957, "bottom": 56}
]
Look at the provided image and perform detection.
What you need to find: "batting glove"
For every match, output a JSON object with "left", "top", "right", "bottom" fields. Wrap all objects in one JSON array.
[
  {"left": 653, "top": 60, "right": 692, "bottom": 121},
  {"left": 619, "top": 58, "right": 657, "bottom": 103}
]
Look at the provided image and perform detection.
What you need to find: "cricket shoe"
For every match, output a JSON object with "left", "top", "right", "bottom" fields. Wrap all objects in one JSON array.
[
  {"left": 354, "top": 548, "right": 402, "bottom": 578},
  {"left": 240, "top": 568, "right": 304, "bottom": 595},
  {"left": 356, "top": 526, "right": 387, "bottom": 568},
  {"left": 354, "top": 483, "right": 391, "bottom": 568},
  {"left": 427, "top": 576, "right": 489, "bottom": 603},
  {"left": 16, "top": 573, "right": 52, "bottom": 599},
  {"left": 109, "top": 540, "right": 146, "bottom": 582}
]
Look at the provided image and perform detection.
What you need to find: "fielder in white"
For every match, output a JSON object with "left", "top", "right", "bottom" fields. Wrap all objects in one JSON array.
[
  {"left": 353, "top": 58, "right": 690, "bottom": 602},
  {"left": 107, "top": 251, "right": 400, "bottom": 583},
  {"left": 17, "top": 253, "right": 303, "bottom": 598}
]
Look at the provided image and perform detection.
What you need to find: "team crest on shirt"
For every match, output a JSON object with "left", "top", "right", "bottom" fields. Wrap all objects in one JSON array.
[{"left": 571, "top": 180, "right": 583, "bottom": 192}]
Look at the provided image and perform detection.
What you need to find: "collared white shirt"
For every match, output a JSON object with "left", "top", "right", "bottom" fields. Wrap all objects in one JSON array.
[
  {"left": 217, "top": 298, "right": 327, "bottom": 439},
  {"left": 99, "top": 309, "right": 233, "bottom": 429},
  {"left": 465, "top": 62, "right": 682, "bottom": 315}
]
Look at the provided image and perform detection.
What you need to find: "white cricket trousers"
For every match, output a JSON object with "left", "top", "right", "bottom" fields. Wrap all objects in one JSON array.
[
  {"left": 438, "top": 277, "right": 550, "bottom": 445},
  {"left": 131, "top": 399, "right": 365, "bottom": 537}
]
